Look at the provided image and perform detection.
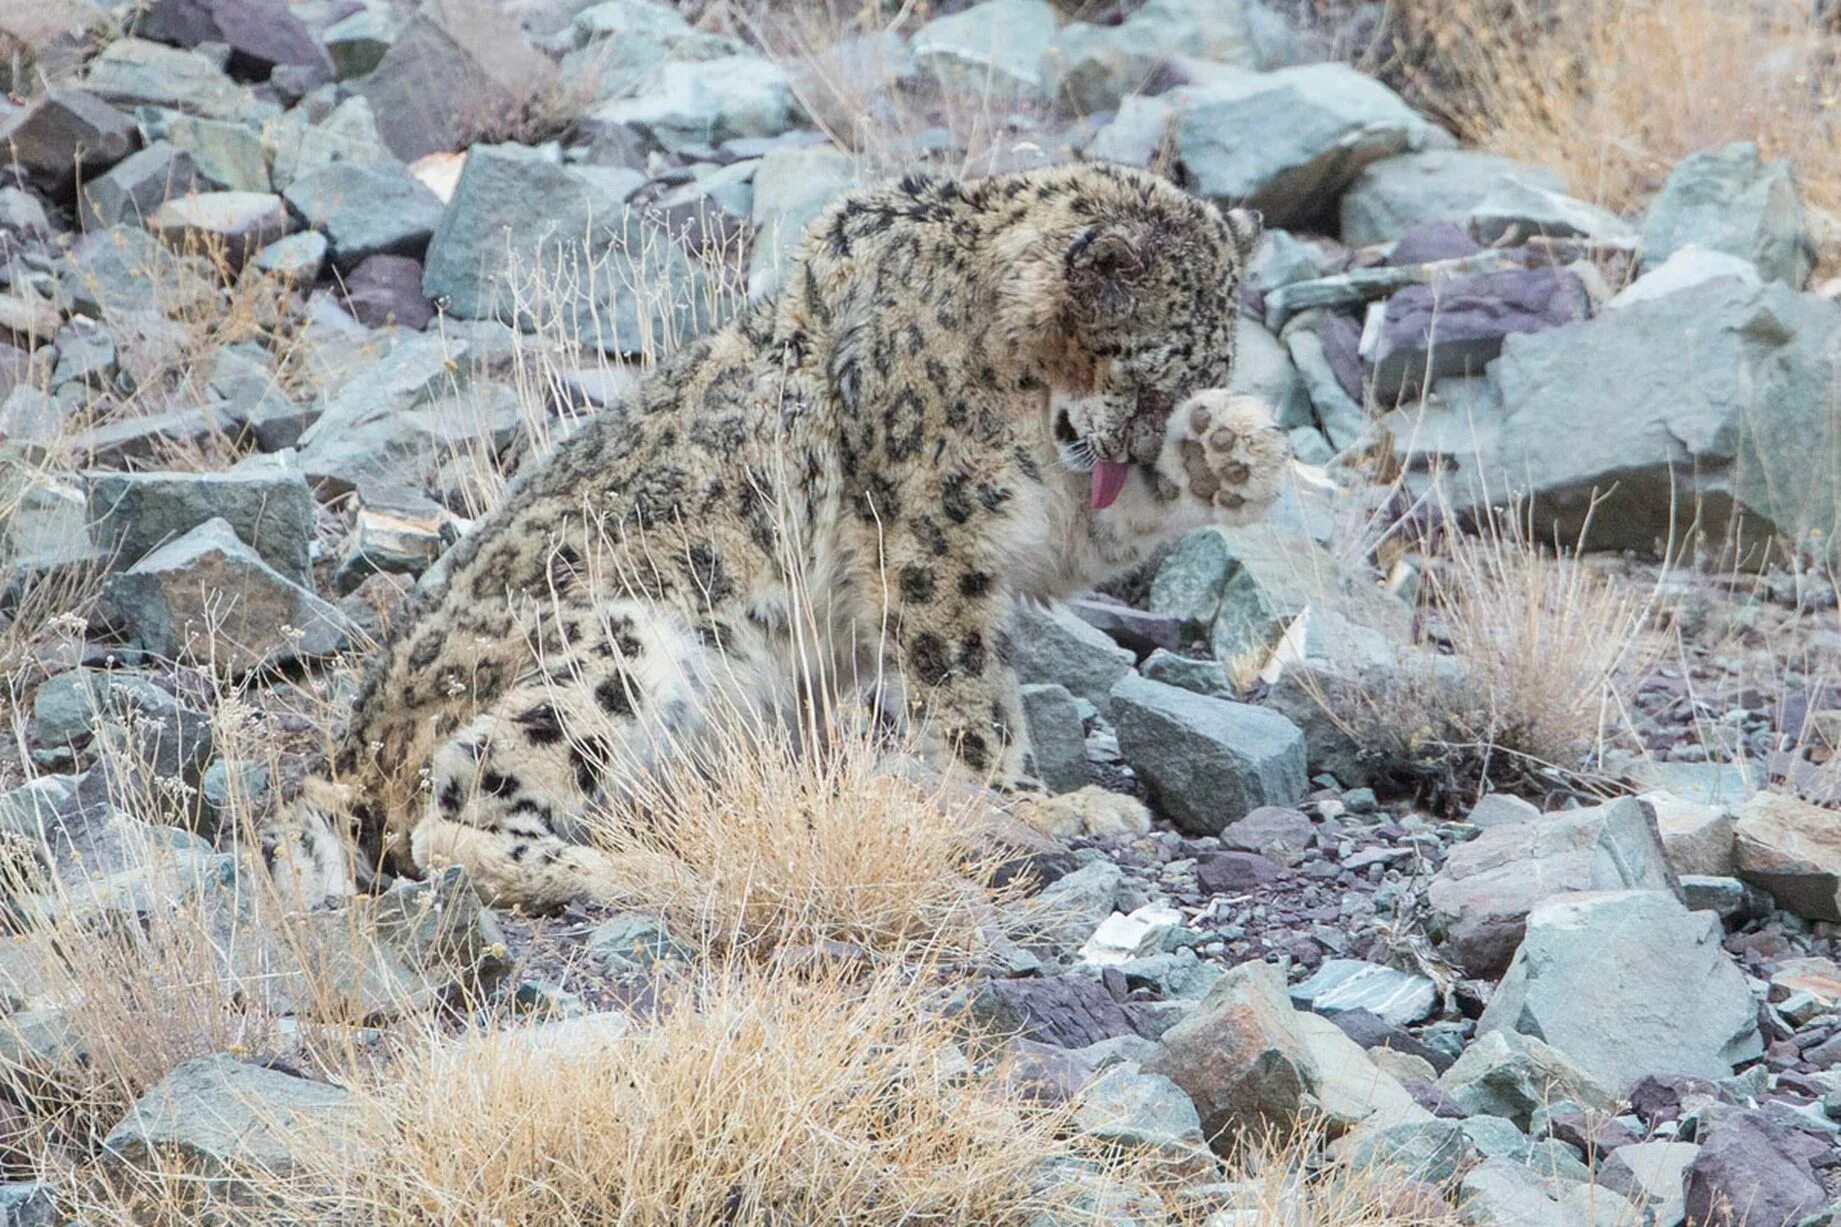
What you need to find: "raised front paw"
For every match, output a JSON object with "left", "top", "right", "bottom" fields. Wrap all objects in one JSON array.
[{"left": 1161, "top": 390, "right": 1289, "bottom": 522}]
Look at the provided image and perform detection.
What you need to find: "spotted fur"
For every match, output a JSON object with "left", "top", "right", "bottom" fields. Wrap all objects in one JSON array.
[{"left": 262, "top": 164, "right": 1289, "bottom": 909}]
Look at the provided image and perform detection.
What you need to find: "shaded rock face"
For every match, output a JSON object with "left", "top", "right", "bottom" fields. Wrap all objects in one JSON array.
[
  {"left": 1683, "top": 1111, "right": 1829, "bottom": 1227},
  {"left": 1642, "top": 141, "right": 1815, "bottom": 289},
  {"left": 1339, "top": 150, "right": 1565, "bottom": 247},
  {"left": 1732, "top": 791, "right": 1841, "bottom": 921},
  {"left": 1425, "top": 797, "right": 1680, "bottom": 978},
  {"left": 1448, "top": 277, "right": 1841, "bottom": 560}
]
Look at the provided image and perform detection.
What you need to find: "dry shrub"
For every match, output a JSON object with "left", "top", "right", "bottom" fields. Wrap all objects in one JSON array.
[
  {"left": 1307, "top": 501, "right": 1663, "bottom": 802},
  {"left": 302, "top": 962, "right": 1080, "bottom": 1226},
  {"left": 1390, "top": 0, "right": 1841, "bottom": 221}
]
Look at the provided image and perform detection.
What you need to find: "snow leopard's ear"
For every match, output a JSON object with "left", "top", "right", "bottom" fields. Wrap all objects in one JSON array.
[
  {"left": 1223, "top": 207, "right": 1263, "bottom": 264},
  {"left": 1065, "top": 224, "right": 1147, "bottom": 313}
]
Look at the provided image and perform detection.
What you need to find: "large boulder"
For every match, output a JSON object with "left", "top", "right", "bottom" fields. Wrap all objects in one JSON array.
[
  {"left": 1436, "top": 1030, "right": 1617, "bottom": 1130},
  {"left": 1642, "top": 142, "right": 1815, "bottom": 289},
  {"left": 745, "top": 144, "right": 859, "bottom": 299},
  {"left": 1682, "top": 1111, "right": 1829, "bottom": 1227},
  {"left": 1010, "top": 601, "right": 1135, "bottom": 715},
  {"left": 283, "top": 161, "right": 445, "bottom": 272},
  {"left": 591, "top": 55, "right": 796, "bottom": 154},
  {"left": 1141, "top": 961, "right": 1316, "bottom": 1151},
  {"left": 1070, "top": 1062, "right": 1215, "bottom": 1180},
  {"left": 1174, "top": 63, "right": 1432, "bottom": 228},
  {"left": 1339, "top": 151, "right": 1564, "bottom": 247},
  {"left": 1042, "top": 0, "right": 1257, "bottom": 115},
  {"left": 102, "top": 1055, "right": 353, "bottom": 1196},
  {"left": 912, "top": 0, "right": 1058, "bottom": 103},
  {"left": 1732, "top": 791, "right": 1841, "bottom": 920},
  {"left": 84, "top": 466, "right": 315, "bottom": 585},
  {"left": 1425, "top": 797, "right": 1679, "bottom": 978},
  {"left": 1476, "top": 890, "right": 1761, "bottom": 1093},
  {"left": 1449, "top": 276, "right": 1841, "bottom": 559},
  {"left": 422, "top": 143, "right": 711, "bottom": 355},
  {"left": 357, "top": 0, "right": 558, "bottom": 161},
  {"left": 102, "top": 519, "right": 351, "bottom": 673},
  {"left": 1110, "top": 674, "right": 1307, "bottom": 835},
  {"left": 0, "top": 89, "right": 137, "bottom": 192}
]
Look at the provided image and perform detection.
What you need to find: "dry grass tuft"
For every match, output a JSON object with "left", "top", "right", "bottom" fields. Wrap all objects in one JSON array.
[
  {"left": 1390, "top": 0, "right": 1841, "bottom": 223},
  {"left": 301, "top": 962, "right": 1077, "bottom": 1226},
  {"left": 1308, "top": 500, "right": 1664, "bottom": 803}
]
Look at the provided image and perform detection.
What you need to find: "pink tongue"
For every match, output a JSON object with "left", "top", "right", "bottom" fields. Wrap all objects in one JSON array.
[{"left": 1090, "top": 460, "right": 1130, "bottom": 510}]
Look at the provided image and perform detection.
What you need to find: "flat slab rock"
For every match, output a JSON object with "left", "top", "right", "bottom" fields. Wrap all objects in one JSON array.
[{"left": 966, "top": 976, "right": 1162, "bottom": 1049}]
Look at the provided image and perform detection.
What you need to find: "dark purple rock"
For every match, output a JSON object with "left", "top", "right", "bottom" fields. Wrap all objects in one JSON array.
[
  {"left": 1196, "top": 851, "right": 1283, "bottom": 894},
  {"left": 1325, "top": 1007, "right": 1454, "bottom": 1073},
  {"left": 1385, "top": 221, "right": 1481, "bottom": 267},
  {"left": 133, "top": 0, "right": 219, "bottom": 48},
  {"left": 1628, "top": 1073, "right": 1724, "bottom": 1126},
  {"left": 341, "top": 255, "right": 435, "bottom": 331},
  {"left": 212, "top": 0, "right": 334, "bottom": 77},
  {"left": 1316, "top": 312, "right": 1365, "bottom": 404},
  {"left": 0, "top": 90, "right": 138, "bottom": 193},
  {"left": 999, "top": 1038, "right": 1096, "bottom": 1105},
  {"left": 967, "top": 976, "right": 1154, "bottom": 1048},
  {"left": 1683, "top": 1111, "right": 1827, "bottom": 1227},
  {"left": 1368, "top": 267, "right": 1588, "bottom": 399},
  {"left": 1403, "top": 1078, "right": 1468, "bottom": 1117},
  {"left": 1543, "top": 1107, "right": 1639, "bottom": 1157},
  {"left": 1067, "top": 596, "right": 1181, "bottom": 657}
]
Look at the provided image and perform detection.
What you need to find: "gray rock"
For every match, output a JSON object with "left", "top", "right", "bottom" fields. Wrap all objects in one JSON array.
[
  {"left": 85, "top": 466, "right": 315, "bottom": 584},
  {"left": 1083, "top": 94, "right": 1174, "bottom": 168},
  {"left": 1437, "top": 1030, "right": 1618, "bottom": 1131},
  {"left": 1678, "top": 875, "right": 1771, "bottom": 923},
  {"left": 591, "top": 55, "right": 795, "bottom": 154},
  {"left": 1019, "top": 683, "right": 1089, "bottom": 794},
  {"left": 30, "top": 668, "right": 213, "bottom": 788},
  {"left": 1044, "top": 0, "right": 1256, "bottom": 114},
  {"left": 1643, "top": 790, "right": 1735, "bottom": 877},
  {"left": 1071, "top": 1062, "right": 1214, "bottom": 1180},
  {"left": 1452, "top": 278, "right": 1841, "bottom": 557},
  {"left": 1467, "top": 794, "right": 1540, "bottom": 830},
  {"left": 1456, "top": 1115, "right": 1591, "bottom": 1184},
  {"left": 283, "top": 161, "right": 444, "bottom": 271},
  {"left": 143, "top": 0, "right": 332, "bottom": 78},
  {"left": 1732, "top": 790, "right": 1841, "bottom": 921},
  {"left": 1290, "top": 959, "right": 1436, "bottom": 1027},
  {"left": 423, "top": 142, "right": 711, "bottom": 356},
  {"left": 1032, "top": 859, "right": 1122, "bottom": 952},
  {"left": 50, "top": 317, "right": 116, "bottom": 388},
  {"left": 1467, "top": 178, "right": 1637, "bottom": 245},
  {"left": 357, "top": 0, "right": 559, "bottom": 162},
  {"left": 1338, "top": 1118, "right": 1476, "bottom": 1184},
  {"left": 0, "top": 1183, "right": 53, "bottom": 1227},
  {"left": 102, "top": 1055, "right": 353, "bottom": 1194},
  {"left": 1262, "top": 251, "right": 1512, "bottom": 331},
  {"left": 1218, "top": 804, "right": 1313, "bottom": 866},
  {"left": 746, "top": 144, "right": 859, "bottom": 298},
  {"left": 1605, "top": 244, "right": 1759, "bottom": 311},
  {"left": 253, "top": 229, "right": 329, "bottom": 283},
  {"left": 1286, "top": 323, "right": 1367, "bottom": 450},
  {"left": 1425, "top": 796, "right": 1680, "bottom": 978},
  {"left": 1366, "top": 267, "right": 1588, "bottom": 401},
  {"left": 585, "top": 910, "right": 690, "bottom": 972},
  {"left": 148, "top": 190, "right": 292, "bottom": 268},
  {"left": 58, "top": 224, "right": 216, "bottom": 320},
  {"left": 1194, "top": 523, "right": 1412, "bottom": 663},
  {"left": 1599, "top": 1141, "right": 1697, "bottom": 1227},
  {"left": 967, "top": 975, "right": 1146, "bottom": 1049},
  {"left": 82, "top": 39, "right": 264, "bottom": 123},
  {"left": 1478, "top": 890, "right": 1761, "bottom": 1093},
  {"left": 1174, "top": 63, "right": 1431, "bottom": 227},
  {"left": 1683, "top": 1111, "right": 1828, "bottom": 1227},
  {"left": 0, "top": 89, "right": 138, "bottom": 190},
  {"left": 266, "top": 95, "right": 392, "bottom": 191},
  {"left": 1339, "top": 150, "right": 1565, "bottom": 247},
  {"left": 1138, "top": 649, "right": 1231, "bottom": 699},
  {"left": 1457, "top": 1159, "right": 1631, "bottom": 1227},
  {"left": 1110, "top": 674, "right": 1306, "bottom": 835},
  {"left": 1229, "top": 315, "right": 1312, "bottom": 432},
  {"left": 323, "top": 7, "right": 395, "bottom": 80},
  {"left": 1142, "top": 960, "right": 1316, "bottom": 1150},
  {"left": 1642, "top": 142, "right": 1814, "bottom": 289},
  {"left": 103, "top": 518, "right": 351, "bottom": 673},
  {"left": 912, "top": 0, "right": 1057, "bottom": 102},
  {"left": 136, "top": 108, "right": 268, "bottom": 192},
  {"left": 1010, "top": 601, "right": 1135, "bottom": 715}
]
